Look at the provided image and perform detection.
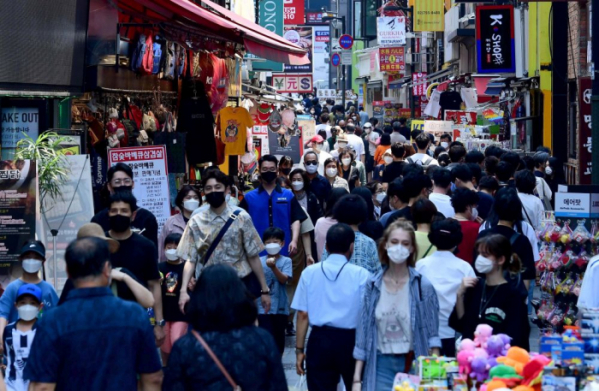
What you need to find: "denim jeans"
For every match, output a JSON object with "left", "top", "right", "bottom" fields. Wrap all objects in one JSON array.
[{"left": 375, "top": 352, "right": 407, "bottom": 391}]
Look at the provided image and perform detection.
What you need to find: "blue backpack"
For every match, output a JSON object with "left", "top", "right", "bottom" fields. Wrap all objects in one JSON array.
[
  {"left": 152, "top": 37, "right": 162, "bottom": 74},
  {"left": 130, "top": 34, "right": 147, "bottom": 71}
]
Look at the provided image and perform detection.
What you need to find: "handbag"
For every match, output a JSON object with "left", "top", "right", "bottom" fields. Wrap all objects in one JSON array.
[{"left": 191, "top": 330, "right": 241, "bottom": 391}]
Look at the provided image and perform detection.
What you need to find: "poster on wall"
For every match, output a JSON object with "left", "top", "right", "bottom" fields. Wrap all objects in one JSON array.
[
  {"left": 253, "top": 125, "right": 270, "bottom": 156},
  {"left": 1, "top": 108, "right": 40, "bottom": 160},
  {"left": 476, "top": 5, "right": 516, "bottom": 74},
  {"left": 42, "top": 155, "right": 93, "bottom": 293},
  {"left": 254, "top": 0, "right": 284, "bottom": 71},
  {"left": 108, "top": 146, "right": 170, "bottom": 236},
  {"left": 284, "top": 27, "right": 313, "bottom": 73},
  {"left": 377, "top": 16, "right": 406, "bottom": 46},
  {"left": 267, "top": 110, "right": 301, "bottom": 162},
  {"left": 284, "top": 0, "right": 305, "bottom": 25},
  {"left": 579, "top": 77, "right": 592, "bottom": 184}
]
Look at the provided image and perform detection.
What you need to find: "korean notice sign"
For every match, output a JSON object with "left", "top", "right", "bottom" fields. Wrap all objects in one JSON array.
[{"left": 379, "top": 47, "right": 405, "bottom": 74}]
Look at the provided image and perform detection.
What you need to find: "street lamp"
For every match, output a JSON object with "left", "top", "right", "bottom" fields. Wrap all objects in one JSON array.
[{"left": 321, "top": 10, "right": 347, "bottom": 109}]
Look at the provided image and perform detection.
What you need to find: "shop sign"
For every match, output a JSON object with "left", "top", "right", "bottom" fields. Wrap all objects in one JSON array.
[
  {"left": 412, "top": 72, "right": 428, "bottom": 96},
  {"left": 444, "top": 110, "right": 477, "bottom": 125},
  {"left": 579, "top": 77, "right": 592, "bottom": 184},
  {"left": 255, "top": 0, "right": 284, "bottom": 72},
  {"left": 306, "top": 12, "right": 323, "bottom": 23},
  {"left": 476, "top": 5, "right": 516, "bottom": 74},
  {"left": 272, "top": 74, "right": 313, "bottom": 93},
  {"left": 108, "top": 146, "right": 170, "bottom": 235},
  {"left": 377, "top": 16, "right": 406, "bottom": 46},
  {"left": 414, "top": 0, "right": 445, "bottom": 32},
  {"left": 284, "top": 0, "right": 305, "bottom": 25},
  {"left": 314, "top": 30, "right": 329, "bottom": 54},
  {"left": 0, "top": 160, "right": 37, "bottom": 264},
  {"left": 379, "top": 47, "right": 405, "bottom": 74},
  {"left": 1, "top": 108, "right": 39, "bottom": 160},
  {"left": 424, "top": 120, "right": 453, "bottom": 135},
  {"left": 284, "top": 27, "right": 313, "bottom": 73},
  {"left": 555, "top": 193, "right": 592, "bottom": 218},
  {"left": 317, "top": 89, "right": 337, "bottom": 99}
]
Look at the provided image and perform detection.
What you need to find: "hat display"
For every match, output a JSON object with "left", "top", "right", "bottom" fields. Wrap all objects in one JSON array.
[{"left": 77, "top": 223, "right": 120, "bottom": 254}]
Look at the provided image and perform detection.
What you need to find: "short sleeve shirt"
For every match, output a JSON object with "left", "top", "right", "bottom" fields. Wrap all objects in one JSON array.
[
  {"left": 177, "top": 204, "right": 264, "bottom": 278},
  {"left": 219, "top": 107, "right": 254, "bottom": 155},
  {"left": 257, "top": 255, "right": 292, "bottom": 315}
]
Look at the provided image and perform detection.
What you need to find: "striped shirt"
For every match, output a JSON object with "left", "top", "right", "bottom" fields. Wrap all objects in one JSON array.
[{"left": 354, "top": 267, "right": 441, "bottom": 391}]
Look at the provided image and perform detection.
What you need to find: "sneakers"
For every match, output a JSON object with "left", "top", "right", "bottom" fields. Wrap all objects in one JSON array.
[{"left": 286, "top": 321, "right": 296, "bottom": 336}]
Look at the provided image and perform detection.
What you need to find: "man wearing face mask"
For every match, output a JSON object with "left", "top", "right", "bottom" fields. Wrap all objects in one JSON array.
[
  {"left": 0, "top": 241, "right": 58, "bottom": 355},
  {"left": 342, "top": 124, "right": 365, "bottom": 164},
  {"left": 439, "top": 133, "right": 452, "bottom": 150},
  {"left": 178, "top": 169, "right": 271, "bottom": 314},
  {"left": 299, "top": 151, "right": 331, "bottom": 207},
  {"left": 451, "top": 189, "right": 481, "bottom": 265},
  {"left": 92, "top": 163, "right": 159, "bottom": 248},
  {"left": 300, "top": 136, "right": 333, "bottom": 177}
]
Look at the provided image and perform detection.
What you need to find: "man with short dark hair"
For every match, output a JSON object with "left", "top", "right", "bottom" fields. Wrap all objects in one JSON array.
[
  {"left": 429, "top": 169, "right": 455, "bottom": 218},
  {"left": 447, "top": 145, "right": 467, "bottom": 170},
  {"left": 407, "top": 133, "right": 439, "bottom": 167},
  {"left": 92, "top": 163, "right": 159, "bottom": 247},
  {"left": 293, "top": 223, "right": 371, "bottom": 391},
  {"left": 343, "top": 124, "right": 365, "bottom": 163},
  {"left": 465, "top": 150, "right": 485, "bottom": 169},
  {"left": 495, "top": 161, "right": 516, "bottom": 187},
  {"left": 316, "top": 113, "right": 332, "bottom": 139},
  {"left": 382, "top": 142, "right": 407, "bottom": 184},
  {"left": 440, "top": 133, "right": 452, "bottom": 149},
  {"left": 385, "top": 174, "right": 433, "bottom": 228},
  {"left": 379, "top": 178, "right": 411, "bottom": 226},
  {"left": 390, "top": 120, "right": 407, "bottom": 144},
  {"left": 302, "top": 151, "right": 332, "bottom": 205},
  {"left": 25, "top": 237, "right": 163, "bottom": 391}
]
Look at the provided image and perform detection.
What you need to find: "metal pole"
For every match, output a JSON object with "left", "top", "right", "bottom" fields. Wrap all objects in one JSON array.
[
  {"left": 342, "top": 16, "right": 346, "bottom": 111},
  {"left": 592, "top": 0, "right": 599, "bottom": 184}
]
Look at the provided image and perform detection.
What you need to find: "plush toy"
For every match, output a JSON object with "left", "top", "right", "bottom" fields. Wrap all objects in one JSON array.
[
  {"left": 470, "top": 356, "right": 491, "bottom": 382},
  {"left": 474, "top": 347, "right": 489, "bottom": 359},
  {"left": 521, "top": 355, "right": 551, "bottom": 387},
  {"left": 474, "top": 324, "right": 494, "bottom": 348},
  {"left": 485, "top": 380, "right": 508, "bottom": 391},
  {"left": 487, "top": 365, "right": 523, "bottom": 387},
  {"left": 486, "top": 335, "right": 506, "bottom": 357},
  {"left": 460, "top": 338, "right": 477, "bottom": 351},
  {"left": 496, "top": 347, "right": 531, "bottom": 375},
  {"left": 457, "top": 349, "right": 475, "bottom": 375},
  {"left": 421, "top": 358, "right": 446, "bottom": 379},
  {"left": 496, "top": 334, "right": 512, "bottom": 355}
]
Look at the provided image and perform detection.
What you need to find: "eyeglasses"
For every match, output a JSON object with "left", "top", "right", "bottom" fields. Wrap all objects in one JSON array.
[{"left": 112, "top": 178, "right": 133, "bottom": 186}]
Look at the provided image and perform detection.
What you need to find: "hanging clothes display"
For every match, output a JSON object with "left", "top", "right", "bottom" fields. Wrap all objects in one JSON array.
[
  {"left": 217, "top": 106, "right": 254, "bottom": 156},
  {"left": 460, "top": 88, "right": 478, "bottom": 109},
  {"left": 209, "top": 54, "right": 230, "bottom": 114},
  {"left": 439, "top": 90, "right": 463, "bottom": 117},
  {"left": 424, "top": 89, "right": 442, "bottom": 118}
]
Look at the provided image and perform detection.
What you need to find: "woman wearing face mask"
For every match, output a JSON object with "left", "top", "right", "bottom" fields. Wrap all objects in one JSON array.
[
  {"left": 367, "top": 182, "right": 386, "bottom": 220},
  {"left": 374, "top": 134, "right": 392, "bottom": 166},
  {"left": 278, "top": 156, "right": 294, "bottom": 178},
  {"left": 449, "top": 234, "right": 530, "bottom": 349},
  {"left": 353, "top": 220, "right": 441, "bottom": 391},
  {"left": 158, "top": 185, "right": 202, "bottom": 262},
  {"left": 340, "top": 149, "right": 361, "bottom": 184},
  {"left": 290, "top": 169, "right": 323, "bottom": 225},
  {"left": 324, "top": 158, "right": 349, "bottom": 192},
  {"left": 450, "top": 188, "right": 480, "bottom": 265}
]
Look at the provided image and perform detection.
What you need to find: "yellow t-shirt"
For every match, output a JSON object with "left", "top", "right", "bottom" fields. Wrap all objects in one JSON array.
[
  {"left": 219, "top": 107, "right": 254, "bottom": 156},
  {"left": 415, "top": 231, "right": 437, "bottom": 262}
]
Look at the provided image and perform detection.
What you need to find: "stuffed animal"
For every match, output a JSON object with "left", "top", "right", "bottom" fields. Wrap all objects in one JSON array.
[
  {"left": 496, "top": 334, "right": 512, "bottom": 355},
  {"left": 485, "top": 380, "right": 508, "bottom": 391},
  {"left": 521, "top": 355, "right": 551, "bottom": 387},
  {"left": 496, "top": 347, "right": 531, "bottom": 375},
  {"left": 474, "top": 348, "right": 489, "bottom": 359},
  {"left": 487, "top": 365, "right": 523, "bottom": 387},
  {"left": 474, "top": 324, "right": 494, "bottom": 347},
  {"left": 457, "top": 349, "right": 475, "bottom": 375},
  {"left": 486, "top": 335, "right": 506, "bottom": 358},
  {"left": 460, "top": 338, "right": 477, "bottom": 351},
  {"left": 470, "top": 356, "right": 491, "bottom": 382}
]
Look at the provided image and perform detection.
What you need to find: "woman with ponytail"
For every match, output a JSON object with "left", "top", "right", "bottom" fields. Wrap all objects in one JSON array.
[{"left": 449, "top": 234, "right": 530, "bottom": 349}]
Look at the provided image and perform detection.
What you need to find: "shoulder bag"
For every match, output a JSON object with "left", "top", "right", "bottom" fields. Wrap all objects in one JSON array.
[
  {"left": 202, "top": 209, "right": 242, "bottom": 266},
  {"left": 191, "top": 329, "right": 241, "bottom": 391}
]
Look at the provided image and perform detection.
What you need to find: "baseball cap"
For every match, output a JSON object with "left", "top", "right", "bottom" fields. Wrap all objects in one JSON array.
[
  {"left": 310, "top": 135, "right": 324, "bottom": 144},
  {"left": 364, "top": 122, "right": 372, "bottom": 128},
  {"left": 20, "top": 241, "right": 45, "bottom": 259},
  {"left": 16, "top": 284, "right": 42, "bottom": 303}
]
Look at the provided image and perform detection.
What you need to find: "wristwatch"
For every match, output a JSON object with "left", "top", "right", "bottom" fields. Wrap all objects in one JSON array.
[
  {"left": 260, "top": 289, "right": 270, "bottom": 295},
  {"left": 295, "top": 347, "right": 304, "bottom": 354},
  {"left": 156, "top": 319, "right": 166, "bottom": 327}
]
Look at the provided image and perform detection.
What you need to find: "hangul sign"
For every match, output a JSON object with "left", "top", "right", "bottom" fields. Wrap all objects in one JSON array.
[
  {"left": 476, "top": 5, "right": 516, "bottom": 73},
  {"left": 412, "top": 72, "right": 428, "bottom": 96},
  {"left": 317, "top": 89, "right": 337, "bottom": 99},
  {"left": 378, "top": 47, "right": 405, "bottom": 74},
  {"left": 272, "top": 74, "right": 313, "bottom": 93},
  {"left": 444, "top": 110, "right": 477, "bottom": 125},
  {"left": 579, "top": 77, "right": 592, "bottom": 184},
  {"left": 306, "top": 12, "right": 323, "bottom": 23}
]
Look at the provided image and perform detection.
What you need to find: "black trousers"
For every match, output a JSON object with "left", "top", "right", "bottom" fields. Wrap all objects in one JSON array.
[
  {"left": 441, "top": 337, "right": 456, "bottom": 357},
  {"left": 257, "top": 314, "right": 287, "bottom": 356},
  {"left": 306, "top": 326, "right": 356, "bottom": 391}
]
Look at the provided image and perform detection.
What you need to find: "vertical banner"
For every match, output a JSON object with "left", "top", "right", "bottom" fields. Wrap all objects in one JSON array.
[
  {"left": 108, "top": 146, "right": 170, "bottom": 235},
  {"left": 1, "top": 108, "right": 40, "bottom": 160},
  {"left": 313, "top": 26, "right": 330, "bottom": 89},
  {"left": 476, "top": 5, "right": 516, "bottom": 74},
  {"left": 413, "top": 0, "right": 445, "bottom": 32},
  {"left": 579, "top": 77, "right": 592, "bottom": 184},
  {"left": 412, "top": 72, "right": 428, "bottom": 96},
  {"left": 255, "top": 0, "right": 284, "bottom": 71},
  {"left": 284, "top": 27, "right": 313, "bottom": 73},
  {"left": 377, "top": 16, "right": 406, "bottom": 46},
  {"left": 284, "top": 0, "right": 305, "bottom": 25}
]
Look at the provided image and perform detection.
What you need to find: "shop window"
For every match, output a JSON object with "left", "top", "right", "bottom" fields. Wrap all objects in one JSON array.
[{"left": 569, "top": 81, "right": 577, "bottom": 159}]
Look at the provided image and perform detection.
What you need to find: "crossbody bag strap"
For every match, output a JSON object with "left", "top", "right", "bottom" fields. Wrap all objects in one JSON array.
[
  {"left": 423, "top": 243, "right": 434, "bottom": 258},
  {"left": 202, "top": 209, "right": 242, "bottom": 265},
  {"left": 191, "top": 330, "right": 241, "bottom": 391},
  {"left": 522, "top": 205, "right": 533, "bottom": 227}
]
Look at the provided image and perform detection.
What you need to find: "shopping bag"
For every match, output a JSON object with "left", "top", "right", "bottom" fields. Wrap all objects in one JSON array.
[{"left": 289, "top": 375, "right": 307, "bottom": 391}]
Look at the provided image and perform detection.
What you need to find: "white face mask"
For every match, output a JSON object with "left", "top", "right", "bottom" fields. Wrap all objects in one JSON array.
[
  {"left": 475, "top": 255, "right": 495, "bottom": 274},
  {"left": 441, "top": 142, "right": 449, "bottom": 149},
  {"left": 384, "top": 156, "right": 394, "bottom": 165},
  {"left": 292, "top": 181, "right": 304, "bottom": 191},
  {"left": 22, "top": 259, "right": 42, "bottom": 274},
  {"left": 165, "top": 249, "right": 179, "bottom": 261},
  {"left": 314, "top": 143, "right": 323, "bottom": 151},
  {"left": 376, "top": 192, "right": 386, "bottom": 204},
  {"left": 225, "top": 194, "right": 232, "bottom": 203},
  {"left": 342, "top": 158, "right": 352, "bottom": 166},
  {"left": 387, "top": 244, "right": 410, "bottom": 264},
  {"left": 265, "top": 243, "right": 282, "bottom": 255},
  {"left": 338, "top": 142, "right": 348, "bottom": 149},
  {"left": 365, "top": 128, "right": 371, "bottom": 134},
  {"left": 471, "top": 207, "right": 479, "bottom": 221},
  {"left": 18, "top": 304, "right": 39, "bottom": 321},
  {"left": 305, "top": 164, "right": 318, "bottom": 174},
  {"left": 183, "top": 199, "right": 200, "bottom": 212},
  {"left": 326, "top": 168, "right": 338, "bottom": 178},
  {"left": 545, "top": 166, "right": 553, "bottom": 176}
]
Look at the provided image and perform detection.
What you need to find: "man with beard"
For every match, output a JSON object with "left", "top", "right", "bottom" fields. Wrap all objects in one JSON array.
[{"left": 91, "top": 163, "right": 159, "bottom": 248}]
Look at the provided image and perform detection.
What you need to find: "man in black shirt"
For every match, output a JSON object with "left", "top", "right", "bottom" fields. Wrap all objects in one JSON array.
[
  {"left": 382, "top": 143, "right": 407, "bottom": 184},
  {"left": 106, "top": 192, "right": 165, "bottom": 347},
  {"left": 385, "top": 174, "right": 433, "bottom": 228},
  {"left": 92, "top": 163, "right": 159, "bottom": 248}
]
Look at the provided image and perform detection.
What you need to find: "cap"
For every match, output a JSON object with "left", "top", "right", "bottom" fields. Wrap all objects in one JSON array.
[
  {"left": 20, "top": 241, "right": 45, "bottom": 259},
  {"left": 310, "top": 135, "right": 324, "bottom": 143},
  {"left": 364, "top": 122, "right": 372, "bottom": 128},
  {"left": 77, "top": 223, "right": 120, "bottom": 254},
  {"left": 16, "top": 284, "right": 42, "bottom": 303}
]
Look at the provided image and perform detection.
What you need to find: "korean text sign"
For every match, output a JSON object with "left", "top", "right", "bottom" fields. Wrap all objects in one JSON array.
[
  {"left": 579, "top": 77, "right": 592, "bottom": 184},
  {"left": 379, "top": 47, "right": 405, "bottom": 74},
  {"left": 1, "top": 108, "right": 39, "bottom": 160},
  {"left": 476, "top": 5, "right": 516, "bottom": 73},
  {"left": 108, "top": 146, "right": 170, "bottom": 235},
  {"left": 414, "top": 0, "right": 445, "bottom": 32}
]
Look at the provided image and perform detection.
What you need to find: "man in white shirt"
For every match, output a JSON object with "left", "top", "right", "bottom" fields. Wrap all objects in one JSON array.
[
  {"left": 416, "top": 219, "right": 475, "bottom": 356},
  {"left": 343, "top": 123, "right": 365, "bottom": 163},
  {"left": 515, "top": 170, "right": 544, "bottom": 230},
  {"left": 578, "top": 254, "right": 599, "bottom": 310},
  {"left": 315, "top": 113, "right": 332, "bottom": 139},
  {"left": 292, "top": 223, "right": 370, "bottom": 390},
  {"left": 407, "top": 133, "right": 439, "bottom": 167},
  {"left": 429, "top": 169, "right": 455, "bottom": 218},
  {"left": 364, "top": 122, "right": 380, "bottom": 157}
]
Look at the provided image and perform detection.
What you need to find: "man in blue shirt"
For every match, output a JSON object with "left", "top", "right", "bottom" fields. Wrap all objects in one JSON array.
[
  {"left": 240, "top": 155, "right": 307, "bottom": 257},
  {"left": 25, "top": 237, "right": 162, "bottom": 391}
]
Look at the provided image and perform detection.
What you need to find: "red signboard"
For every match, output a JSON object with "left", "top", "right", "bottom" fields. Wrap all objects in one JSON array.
[
  {"left": 444, "top": 110, "right": 477, "bottom": 125},
  {"left": 284, "top": 0, "right": 305, "bottom": 25},
  {"left": 412, "top": 72, "right": 428, "bottom": 96},
  {"left": 579, "top": 77, "right": 592, "bottom": 184},
  {"left": 379, "top": 47, "right": 405, "bottom": 74}
]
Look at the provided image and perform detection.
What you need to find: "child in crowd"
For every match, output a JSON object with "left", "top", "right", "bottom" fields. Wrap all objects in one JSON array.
[
  {"left": 258, "top": 227, "right": 292, "bottom": 356},
  {"left": 158, "top": 233, "right": 187, "bottom": 366},
  {"left": 3, "top": 284, "right": 43, "bottom": 391}
]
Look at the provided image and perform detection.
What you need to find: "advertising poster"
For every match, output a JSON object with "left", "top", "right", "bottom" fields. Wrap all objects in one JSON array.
[
  {"left": 313, "top": 26, "right": 330, "bottom": 89},
  {"left": 284, "top": 27, "right": 313, "bottom": 73},
  {"left": 42, "top": 155, "right": 93, "bottom": 293},
  {"left": 253, "top": 125, "right": 270, "bottom": 156},
  {"left": 379, "top": 47, "right": 405, "bottom": 74},
  {"left": 268, "top": 111, "right": 301, "bottom": 162},
  {"left": 0, "top": 160, "right": 37, "bottom": 266},
  {"left": 444, "top": 110, "right": 477, "bottom": 125},
  {"left": 1, "top": 108, "right": 40, "bottom": 160},
  {"left": 476, "top": 5, "right": 516, "bottom": 74},
  {"left": 579, "top": 77, "right": 592, "bottom": 184},
  {"left": 414, "top": 0, "right": 445, "bottom": 32},
  {"left": 108, "top": 146, "right": 170, "bottom": 235},
  {"left": 284, "top": 0, "right": 305, "bottom": 25},
  {"left": 377, "top": 16, "right": 406, "bottom": 46}
]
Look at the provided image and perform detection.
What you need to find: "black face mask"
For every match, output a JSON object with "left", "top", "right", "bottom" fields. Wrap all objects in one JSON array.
[
  {"left": 109, "top": 214, "right": 131, "bottom": 233},
  {"left": 113, "top": 185, "right": 133, "bottom": 194},
  {"left": 261, "top": 171, "right": 277, "bottom": 184},
  {"left": 205, "top": 191, "right": 225, "bottom": 208},
  {"left": 281, "top": 168, "right": 291, "bottom": 176}
]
